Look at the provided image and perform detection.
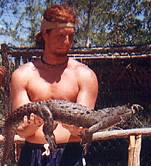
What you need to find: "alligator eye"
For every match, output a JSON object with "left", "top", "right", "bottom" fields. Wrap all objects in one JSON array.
[
  {"left": 80, "top": 112, "right": 84, "bottom": 115},
  {"left": 65, "top": 105, "right": 69, "bottom": 108}
]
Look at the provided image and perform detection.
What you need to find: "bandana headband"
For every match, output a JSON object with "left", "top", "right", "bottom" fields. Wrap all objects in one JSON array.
[{"left": 40, "top": 17, "right": 75, "bottom": 30}]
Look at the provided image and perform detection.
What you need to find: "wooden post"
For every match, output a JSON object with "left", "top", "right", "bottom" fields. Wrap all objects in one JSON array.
[
  {"left": 128, "top": 135, "right": 142, "bottom": 166},
  {"left": 22, "top": 55, "right": 28, "bottom": 64},
  {"left": 15, "top": 55, "right": 20, "bottom": 69},
  {"left": 1, "top": 43, "right": 11, "bottom": 116},
  {"left": 132, "top": 135, "right": 142, "bottom": 166},
  {"left": 128, "top": 135, "right": 135, "bottom": 166}
]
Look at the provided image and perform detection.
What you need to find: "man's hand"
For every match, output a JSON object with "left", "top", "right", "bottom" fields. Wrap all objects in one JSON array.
[
  {"left": 62, "top": 123, "right": 88, "bottom": 137},
  {"left": 17, "top": 113, "right": 44, "bottom": 138},
  {"left": 22, "top": 113, "right": 44, "bottom": 127}
]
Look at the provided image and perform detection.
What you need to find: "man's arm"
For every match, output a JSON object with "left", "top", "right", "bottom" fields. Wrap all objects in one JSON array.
[
  {"left": 63, "top": 65, "right": 98, "bottom": 135},
  {"left": 76, "top": 65, "right": 98, "bottom": 109},
  {"left": 11, "top": 68, "right": 43, "bottom": 138},
  {"left": 11, "top": 68, "right": 30, "bottom": 110}
]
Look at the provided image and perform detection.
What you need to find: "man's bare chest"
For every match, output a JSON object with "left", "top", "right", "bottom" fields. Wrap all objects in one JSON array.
[{"left": 26, "top": 73, "right": 79, "bottom": 102}]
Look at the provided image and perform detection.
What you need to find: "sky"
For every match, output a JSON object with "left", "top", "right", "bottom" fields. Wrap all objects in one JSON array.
[{"left": 0, "top": 1, "right": 42, "bottom": 48}]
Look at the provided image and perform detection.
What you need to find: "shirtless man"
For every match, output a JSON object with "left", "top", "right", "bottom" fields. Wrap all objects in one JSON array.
[{"left": 11, "top": 5, "right": 98, "bottom": 166}]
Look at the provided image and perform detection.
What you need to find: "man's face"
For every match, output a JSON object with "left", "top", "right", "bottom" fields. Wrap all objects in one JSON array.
[{"left": 44, "top": 27, "right": 75, "bottom": 57}]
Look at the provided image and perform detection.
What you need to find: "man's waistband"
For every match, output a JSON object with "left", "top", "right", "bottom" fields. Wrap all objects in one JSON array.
[{"left": 24, "top": 141, "right": 80, "bottom": 149}]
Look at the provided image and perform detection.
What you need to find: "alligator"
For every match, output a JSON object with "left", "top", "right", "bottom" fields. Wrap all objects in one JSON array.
[{"left": 1, "top": 99, "right": 141, "bottom": 165}]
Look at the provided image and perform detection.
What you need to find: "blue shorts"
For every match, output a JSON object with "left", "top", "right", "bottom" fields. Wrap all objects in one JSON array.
[{"left": 18, "top": 141, "right": 84, "bottom": 166}]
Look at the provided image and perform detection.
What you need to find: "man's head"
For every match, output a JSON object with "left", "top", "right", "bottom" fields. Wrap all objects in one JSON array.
[{"left": 35, "top": 5, "right": 77, "bottom": 49}]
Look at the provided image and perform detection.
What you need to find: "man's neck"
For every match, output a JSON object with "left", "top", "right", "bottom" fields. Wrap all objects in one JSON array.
[{"left": 41, "top": 53, "right": 68, "bottom": 69}]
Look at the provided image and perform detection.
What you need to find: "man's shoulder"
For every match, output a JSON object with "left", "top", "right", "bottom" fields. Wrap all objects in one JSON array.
[
  {"left": 68, "top": 58, "right": 89, "bottom": 70},
  {"left": 68, "top": 58, "right": 97, "bottom": 78},
  {"left": 12, "top": 62, "right": 34, "bottom": 77},
  {"left": 69, "top": 58, "right": 93, "bottom": 72}
]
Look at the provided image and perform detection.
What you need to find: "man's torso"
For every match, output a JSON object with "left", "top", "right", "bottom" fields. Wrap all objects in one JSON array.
[{"left": 19, "top": 58, "right": 87, "bottom": 144}]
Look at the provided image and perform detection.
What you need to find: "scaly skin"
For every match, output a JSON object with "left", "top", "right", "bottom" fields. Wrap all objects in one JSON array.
[{"left": 1, "top": 100, "right": 141, "bottom": 165}]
